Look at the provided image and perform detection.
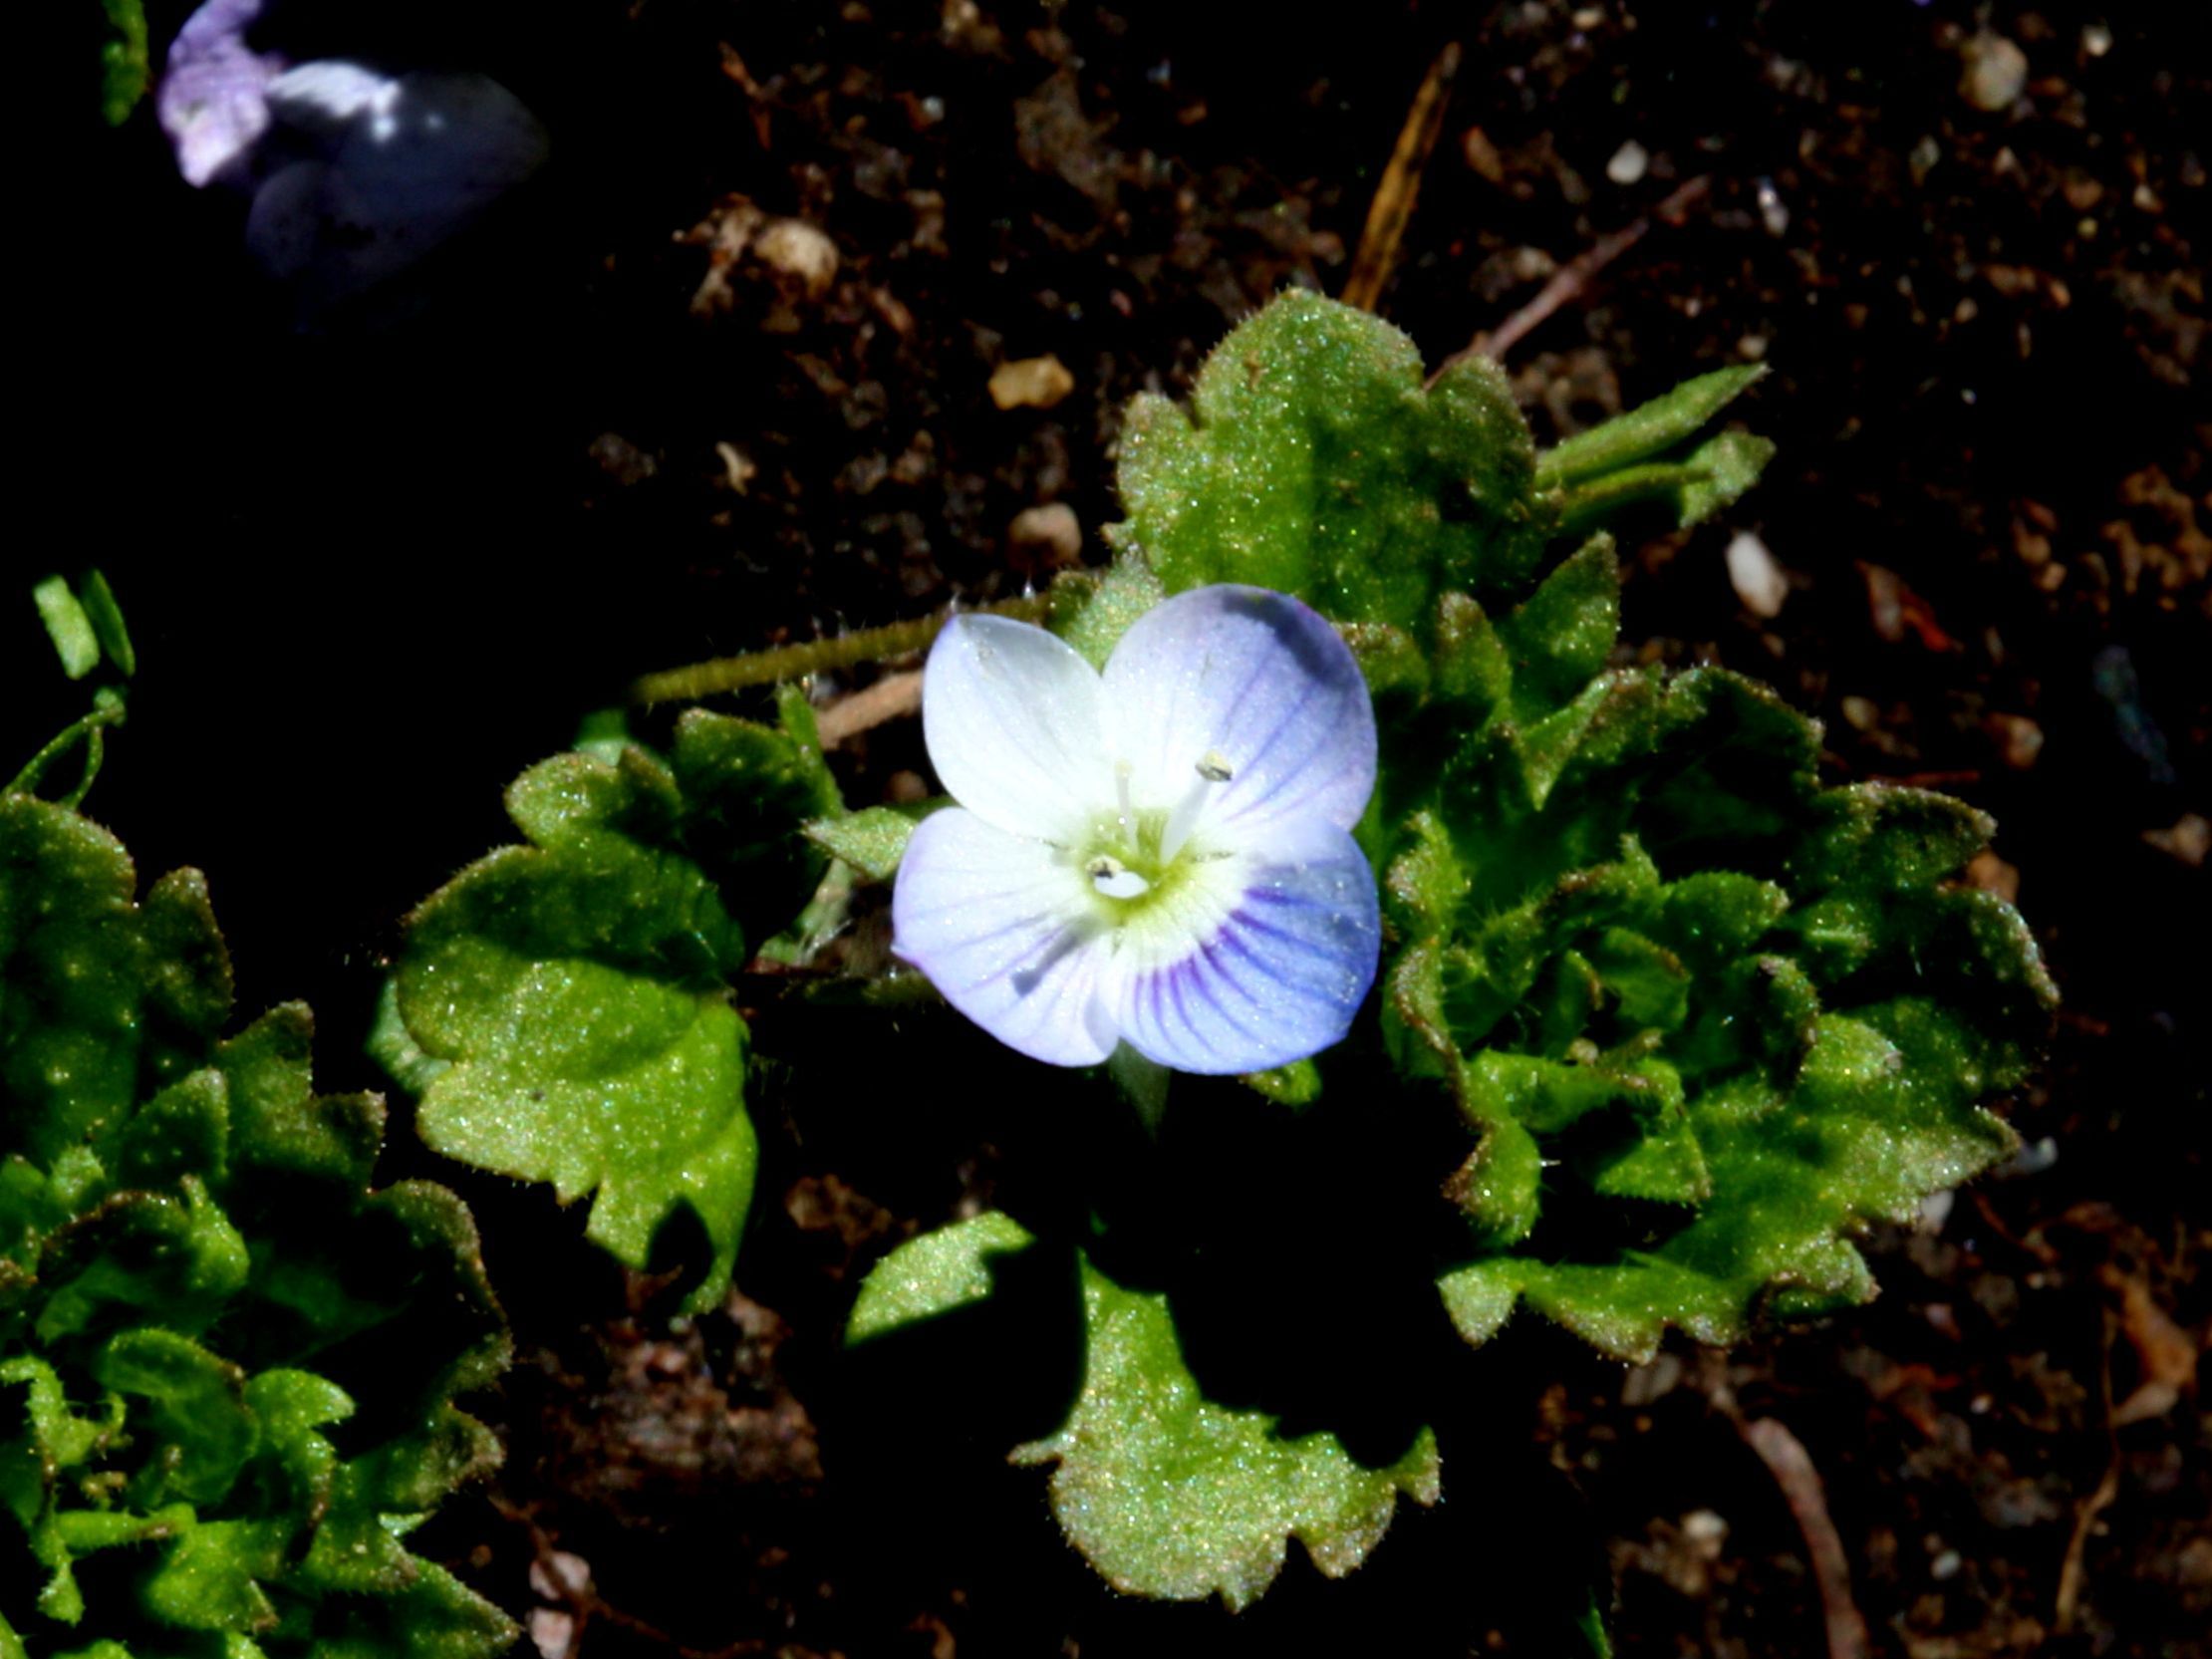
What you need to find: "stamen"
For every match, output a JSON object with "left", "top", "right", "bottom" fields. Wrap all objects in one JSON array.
[
  {"left": 1163, "top": 745, "right": 1233, "bottom": 862},
  {"left": 1115, "top": 759, "right": 1135, "bottom": 831}
]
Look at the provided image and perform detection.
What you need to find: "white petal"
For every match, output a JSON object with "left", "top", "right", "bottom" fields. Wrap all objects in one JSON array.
[
  {"left": 923, "top": 614, "right": 1113, "bottom": 839},
  {"left": 892, "top": 809, "right": 1119, "bottom": 1067},
  {"left": 1103, "top": 586, "right": 1375, "bottom": 840},
  {"left": 1110, "top": 820, "right": 1380, "bottom": 1075},
  {"left": 266, "top": 61, "right": 401, "bottom": 138}
]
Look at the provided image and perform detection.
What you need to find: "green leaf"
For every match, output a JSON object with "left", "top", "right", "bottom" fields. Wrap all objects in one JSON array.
[
  {"left": 90, "top": 1329, "right": 255, "bottom": 1508},
  {"left": 2, "top": 793, "right": 513, "bottom": 1656},
  {"left": 1676, "top": 429, "right": 1777, "bottom": 528},
  {"left": 33, "top": 578, "right": 100, "bottom": 681},
  {"left": 1057, "top": 552, "right": 1164, "bottom": 670},
  {"left": 396, "top": 741, "right": 760, "bottom": 1309},
  {"left": 35, "top": 1180, "right": 251, "bottom": 1342},
  {"left": 79, "top": 575, "right": 136, "bottom": 679},
  {"left": 1111, "top": 290, "right": 1545, "bottom": 634},
  {"left": 1496, "top": 536, "right": 1620, "bottom": 722},
  {"left": 0, "top": 796, "right": 233, "bottom": 1166},
  {"left": 805, "top": 802, "right": 945, "bottom": 884},
  {"left": 100, "top": 0, "right": 152, "bottom": 126},
  {"left": 1535, "top": 365, "right": 1767, "bottom": 488},
  {"left": 1241, "top": 1058, "right": 1322, "bottom": 1107},
  {"left": 1011, "top": 1255, "right": 1439, "bottom": 1610},
  {"left": 365, "top": 977, "right": 451, "bottom": 1098},
  {"left": 667, "top": 695, "right": 844, "bottom": 946},
  {"left": 218, "top": 1006, "right": 384, "bottom": 1191},
  {"left": 847, "top": 1211, "right": 1038, "bottom": 1344},
  {"left": 1393, "top": 624, "right": 2047, "bottom": 1364}
]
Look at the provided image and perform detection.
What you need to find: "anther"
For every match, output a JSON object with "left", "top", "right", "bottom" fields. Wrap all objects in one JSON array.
[{"left": 1196, "top": 749, "right": 1234, "bottom": 783}]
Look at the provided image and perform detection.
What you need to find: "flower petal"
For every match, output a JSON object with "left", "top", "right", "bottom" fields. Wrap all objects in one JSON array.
[
  {"left": 1110, "top": 821, "right": 1380, "bottom": 1075},
  {"left": 893, "top": 808, "right": 1119, "bottom": 1067},
  {"left": 924, "top": 614, "right": 1113, "bottom": 839},
  {"left": 1103, "top": 586, "right": 1375, "bottom": 840}
]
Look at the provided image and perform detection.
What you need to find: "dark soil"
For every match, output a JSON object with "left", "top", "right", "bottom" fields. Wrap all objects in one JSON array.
[{"left": 41, "top": 1, "right": 2209, "bottom": 1655}]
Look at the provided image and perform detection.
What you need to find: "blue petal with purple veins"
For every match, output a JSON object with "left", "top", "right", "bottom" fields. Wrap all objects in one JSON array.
[
  {"left": 1109, "top": 822, "right": 1380, "bottom": 1075},
  {"left": 893, "top": 585, "right": 1380, "bottom": 1076}
]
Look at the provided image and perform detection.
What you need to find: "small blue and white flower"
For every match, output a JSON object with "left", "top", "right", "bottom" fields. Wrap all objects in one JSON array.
[{"left": 892, "top": 584, "right": 1381, "bottom": 1074}]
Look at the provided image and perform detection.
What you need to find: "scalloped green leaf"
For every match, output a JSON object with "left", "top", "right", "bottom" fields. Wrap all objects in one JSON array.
[
  {"left": 1110, "top": 289, "right": 1545, "bottom": 632},
  {"left": 393, "top": 726, "right": 801, "bottom": 1309},
  {"left": 1, "top": 797, "right": 232, "bottom": 1166},
  {"left": 1011, "top": 1255, "right": 1440, "bottom": 1610},
  {"left": 847, "top": 1211, "right": 1039, "bottom": 1344}
]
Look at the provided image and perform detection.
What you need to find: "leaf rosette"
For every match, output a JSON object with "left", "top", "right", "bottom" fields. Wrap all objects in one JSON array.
[
  {"left": 1, "top": 788, "right": 512, "bottom": 1656},
  {"left": 847, "top": 292, "right": 2052, "bottom": 1610}
]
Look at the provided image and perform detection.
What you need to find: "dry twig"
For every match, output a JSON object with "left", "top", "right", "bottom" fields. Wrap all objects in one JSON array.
[
  {"left": 1341, "top": 42, "right": 1462, "bottom": 312},
  {"left": 2057, "top": 1303, "right": 2125, "bottom": 1633},
  {"left": 815, "top": 670, "right": 923, "bottom": 747},
  {"left": 1433, "top": 174, "right": 1711, "bottom": 378},
  {"left": 1738, "top": 1416, "right": 1870, "bottom": 1659}
]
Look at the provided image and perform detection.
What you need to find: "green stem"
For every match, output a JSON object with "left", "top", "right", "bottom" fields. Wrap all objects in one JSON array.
[
  {"left": 630, "top": 585, "right": 1086, "bottom": 705},
  {"left": 1572, "top": 1589, "right": 1616, "bottom": 1659},
  {"left": 6, "top": 691, "right": 127, "bottom": 808}
]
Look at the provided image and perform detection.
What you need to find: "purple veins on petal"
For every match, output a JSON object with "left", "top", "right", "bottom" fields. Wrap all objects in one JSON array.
[
  {"left": 1112, "top": 825, "right": 1380, "bottom": 1076},
  {"left": 893, "top": 583, "right": 1381, "bottom": 1075},
  {"left": 1103, "top": 584, "right": 1376, "bottom": 840},
  {"left": 891, "top": 808, "right": 1119, "bottom": 1068}
]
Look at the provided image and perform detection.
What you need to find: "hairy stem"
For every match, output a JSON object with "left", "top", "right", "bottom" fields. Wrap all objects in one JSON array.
[{"left": 630, "top": 584, "right": 1087, "bottom": 705}]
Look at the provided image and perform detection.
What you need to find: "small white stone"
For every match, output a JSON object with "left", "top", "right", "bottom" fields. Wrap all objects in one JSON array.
[
  {"left": 1682, "top": 1510, "right": 1729, "bottom": 1549},
  {"left": 988, "top": 354, "right": 1076, "bottom": 411},
  {"left": 755, "top": 218, "right": 839, "bottom": 296},
  {"left": 1757, "top": 177, "right": 1791, "bottom": 235},
  {"left": 1008, "top": 501, "right": 1082, "bottom": 561},
  {"left": 1961, "top": 33, "right": 2030, "bottom": 113},
  {"left": 1606, "top": 140, "right": 1649, "bottom": 186},
  {"left": 1726, "top": 531, "right": 1789, "bottom": 619}
]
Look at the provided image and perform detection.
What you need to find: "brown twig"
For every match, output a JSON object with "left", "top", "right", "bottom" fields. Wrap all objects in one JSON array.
[
  {"left": 814, "top": 669, "right": 923, "bottom": 748},
  {"left": 492, "top": 1491, "right": 774, "bottom": 1659},
  {"left": 1737, "top": 1415, "right": 1870, "bottom": 1659},
  {"left": 1341, "top": 42, "right": 1461, "bottom": 312},
  {"left": 1432, "top": 174, "right": 1710, "bottom": 379},
  {"left": 2057, "top": 1305, "right": 2125, "bottom": 1633}
]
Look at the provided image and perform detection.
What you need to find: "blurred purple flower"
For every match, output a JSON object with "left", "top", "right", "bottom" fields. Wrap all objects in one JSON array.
[
  {"left": 892, "top": 586, "right": 1381, "bottom": 1075},
  {"left": 157, "top": 0, "right": 284, "bottom": 186},
  {"left": 155, "top": 1, "right": 548, "bottom": 313}
]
